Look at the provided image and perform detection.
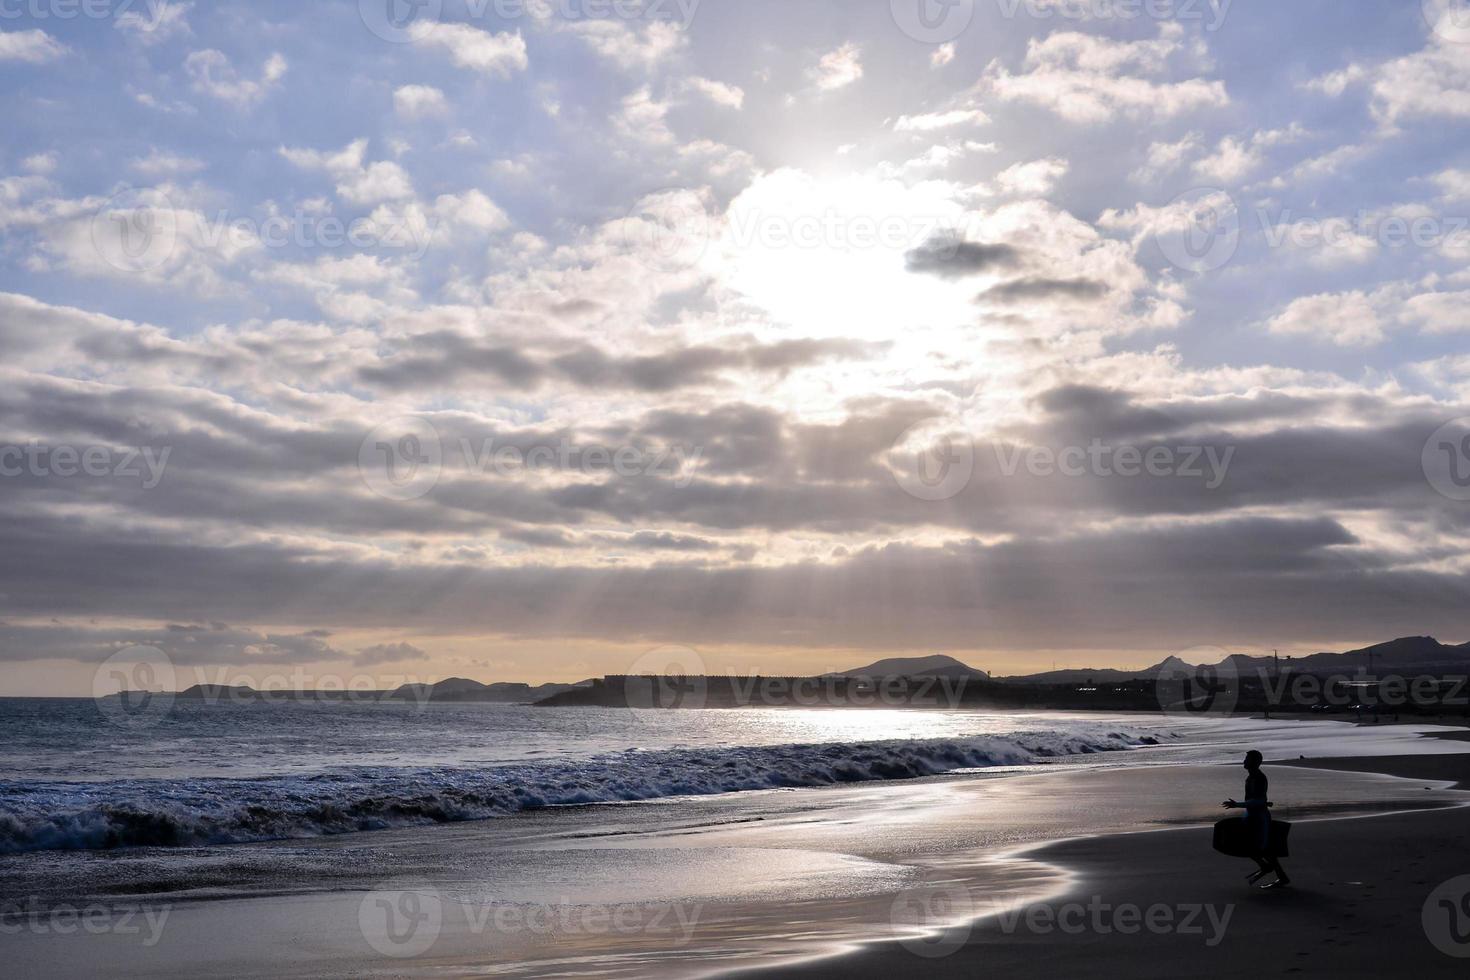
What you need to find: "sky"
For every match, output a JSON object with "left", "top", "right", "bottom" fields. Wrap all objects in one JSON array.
[{"left": 4, "top": 0, "right": 1470, "bottom": 694}]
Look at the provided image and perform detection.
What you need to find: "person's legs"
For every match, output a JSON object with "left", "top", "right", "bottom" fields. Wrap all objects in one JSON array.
[{"left": 1259, "top": 857, "right": 1291, "bottom": 887}]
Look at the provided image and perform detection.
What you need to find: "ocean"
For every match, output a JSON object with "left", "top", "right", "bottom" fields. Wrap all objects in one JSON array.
[
  {"left": 4, "top": 700, "right": 1468, "bottom": 976},
  {"left": 0, "top": 698, "right": 1169, "bottom": 852}
]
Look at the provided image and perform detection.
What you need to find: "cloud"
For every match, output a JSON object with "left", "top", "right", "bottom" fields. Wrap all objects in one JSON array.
[
  {"left": 1310, "top": 22, "right": 1470, "bottom": 129},
  {"left": 1131, "top": 133, "right": 1202, "bottom": 182},
  {"left": 878, "top": 140, "right": 996, "bottom": 178},
  {"left": 996, "top": 157, "right": 1069, "bottom": 195},
  {"left": 0, "top": 620, "right": 352, "bottom": 667},
  {"left": 21, "top": 152, "right": 57, "bottom": 174},
  {"left": 0, "top": 28, "right": 66, "bottom": 63},
  {"left": 393, "top": 84, "right": 449, "bottom": 118},
  {"left": 279, "top": 139, "right": 415, "bottom": 205},
  {"left": 1278, "top": 277, "right": 1470, "bottom": 342},
  {"left": 416, "top": 24, "right": 528, "bottom": 77},
  {"left": 356, "top": 642, "right": 428, "bottom": 665},
  {"left": 115, "top": 1, "right": 192, "bottom": 45},
  {"left": 1098, "top": 188, "right": 1238, "bottom": 248},
  {"left": 985, "top": 28, "right": 1228, "bottom": 122},
  {"left": 905, "top": 236, "right": 1024, "bottom": 279},
  {"left": 560, "top": 19, "right": 684, "bottom": 69},
  {"left": 810, "top": 42, "right": 863, "bottom": 91},
  {"left": 10, "top": 4, "right": 1470, "bottom": 686},
  {"left": 359, "top": 336, "right": 878, "bottom": 393},
  {"left": 185, "top": 49, "right": 287, "bottom": 106},
  {"left": 1191, "top": 125, "right": 1306, "bottom": 184},
  {"left": 1304, "top": 63, "right": 1367, "bottom": 97},
  {"left": 1433, "top": 167, "right": 1470, "bottom": 200},
  {"left": 894, "top": 109, "right": 990, "bottom": 132},
  {"left": 979, "top": 277, "right": 1109, "bottom": 304},
  {"left": 686, "top": 76, "right": 745, "bottom": 109},
  {"left": 617, "top": 85, "right": 674, "bottom": 143},
  {"left": 14, "top": 186, "right": 262, "bottom": 294},
  {"left": 131, "top": 149, "right": 205, "bottom": 177},
  {"left": 597, "top": 531, "right": 725, "bottom": 552}
]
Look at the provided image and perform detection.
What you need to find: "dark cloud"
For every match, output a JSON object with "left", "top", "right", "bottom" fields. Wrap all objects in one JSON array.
[
  {"left": 0, "top": 620, "right": 352, "bottom": 667},
  {"left": 5, "top": 343, "right": 1470, "bottom": 668},
  {"left": 2, "top": 511, "right": 1467, "bottom": 660},
  {"left": 362, "top": 336, "right": 879, "bottom": 393},
  {"left": 356, "top": 642, "right": 428, "bottom": 665},
  {"left": 603, "top": 531, "right": 724, "bottom": 552},
  {"left": 979, "top": 277, "right": 1109, "bottom": 303},
  {"left": 358, "top": 333, "right": 543, "bottom": 390},
  {"left": 904, "top": 237, "right": 1023, "bottom": 279},
  {"left": 501, "top": 527, "right": 576, "bottom": 548}
]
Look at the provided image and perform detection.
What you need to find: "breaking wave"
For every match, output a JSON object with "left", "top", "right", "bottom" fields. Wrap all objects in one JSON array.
[{"left": 0, "top": 729, "right": 1160, "bottom": 853}]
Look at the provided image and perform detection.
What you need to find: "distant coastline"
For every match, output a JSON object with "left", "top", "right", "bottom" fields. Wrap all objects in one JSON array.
[{"left": 77, "top": 635, "right": 1470, "bottom": 720}]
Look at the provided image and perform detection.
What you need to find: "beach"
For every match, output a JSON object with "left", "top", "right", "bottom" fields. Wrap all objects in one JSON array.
[
  {"left": 771, "top": 749, "right": 1470, "bottom": 979},
  {"left": 4, "top": 713, "right": 1470, "bottom": 978}
]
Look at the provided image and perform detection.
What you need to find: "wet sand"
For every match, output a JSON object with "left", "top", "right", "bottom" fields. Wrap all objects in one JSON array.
[
  {"left": 6, "top": 754, "right": 1467, "bottom": 978},
  {"left": 765, "top": 752, "right": 1470, "bottom": 979}
]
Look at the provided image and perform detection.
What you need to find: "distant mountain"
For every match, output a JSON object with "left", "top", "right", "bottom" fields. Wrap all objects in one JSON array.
[
  {"left": 829, "top": 654, "right": 989, "bottom": 680},
  {"left": 997, "top": 637, "right": 1470, "bottom": 684},
  {"left": 997, "top": 655, "right": 1192, "bottom": 686},
  {"left": 173, "top": 678, "right": 588, "bottom": 703},
  {"left": 1286, "top": 636, "right": 1470, "bottom": 672},
  {"left": 383, "top": 678, "right": 587, "bottom": 703},
  {"left": 176, "top": 684, "right": 262, "bottom": 700}
]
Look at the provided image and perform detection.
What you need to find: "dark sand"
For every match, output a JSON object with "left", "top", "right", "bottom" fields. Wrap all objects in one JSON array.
[{"left": 765, "top": 752, "right": 1470, "bottom": 978}]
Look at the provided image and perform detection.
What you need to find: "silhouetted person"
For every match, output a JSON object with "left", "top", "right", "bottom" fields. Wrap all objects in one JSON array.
[{"left": 1222, "top": 750, "right": 1290, "bottom": 888}]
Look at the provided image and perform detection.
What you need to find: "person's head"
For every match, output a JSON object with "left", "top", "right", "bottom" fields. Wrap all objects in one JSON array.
[{"left": 1244, "top": 750, "right": 1263, "bottom": 771}]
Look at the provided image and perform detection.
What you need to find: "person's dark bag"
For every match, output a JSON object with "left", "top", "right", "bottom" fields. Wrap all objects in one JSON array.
[{"left": 1213, "top": 817, "right": 1291, "bottom": 857}]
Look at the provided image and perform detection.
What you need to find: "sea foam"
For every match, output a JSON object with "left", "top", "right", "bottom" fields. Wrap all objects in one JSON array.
[{"left": 0, "top": 728, "right": 1158, "bottom": 853}]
